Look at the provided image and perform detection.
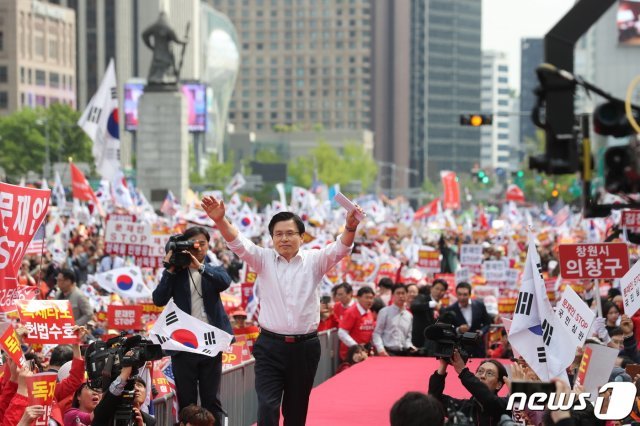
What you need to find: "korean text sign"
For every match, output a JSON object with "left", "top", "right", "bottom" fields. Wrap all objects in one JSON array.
[
  {"left": 17, "top": 300, "right": 78, "bottom": 344},
  {"left": 555, "top": 285, "right": 596, "bottom": 347},
  {"left": 108, "top": 305, "right": 143, "bottom": 330},
  {"left": 558, "top": 243, "right": 629, "bottom": 280},
  {"left": 26, "top": 372, "right": 57, "bottom": 426}
]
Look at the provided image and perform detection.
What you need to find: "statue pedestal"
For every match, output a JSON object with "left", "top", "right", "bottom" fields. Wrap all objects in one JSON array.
[{"left": 136, "top": 90, "right": 189, "bottom": 209}]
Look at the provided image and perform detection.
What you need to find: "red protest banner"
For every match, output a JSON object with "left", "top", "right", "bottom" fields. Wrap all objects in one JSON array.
[
  {"left": 17, "top": 300, "right": 78, "bottom": 344},
  {"left": 26, "top": 372, "right": 57, "bottom": 426},
  {"left": 440, "top": 170, "right": 460, "bottom": 210},
  {"left": 558, "top": 243, "right": 629, "bottom": 280},
  {"left": 0, "top": 183, "right": 50, "bottom": 313},
  {"left": 622, "top": 210, "right": 640, "bottom": 233},
  {"left": 0, "top": 323, "right": 27, "bottom": 367},
  {"left": 0, "top": 183, "right": 50, "bottom": 271},
  {"left": 108, "top": 305, "right": 142, "bottom": 330},
  {"left": 222, "top": 343, "right": 244, "bottom": 370}
]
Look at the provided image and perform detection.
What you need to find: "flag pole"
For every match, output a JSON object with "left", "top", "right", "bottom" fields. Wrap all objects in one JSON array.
[{"left": 594, "top": 279, "right": 602, "bottom": 317}]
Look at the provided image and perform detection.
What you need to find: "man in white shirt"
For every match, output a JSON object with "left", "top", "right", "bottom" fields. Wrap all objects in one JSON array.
[
  {"left": 373, "top": 284, "right": 417, "bottom": 356},
  {"left": 201, "top": 195, "right": 363, "bottom": 426}
]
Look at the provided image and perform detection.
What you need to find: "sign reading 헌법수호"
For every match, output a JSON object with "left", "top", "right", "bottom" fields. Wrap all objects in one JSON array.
[
  {"left": 104, "top": 214, "right": 167, "bottom": 268},
  {"left": 17, "top": 300, "right": 78, "bottom": 344},
  {"left": 558, "top": 243, "right": 629, "bottom": 280}
]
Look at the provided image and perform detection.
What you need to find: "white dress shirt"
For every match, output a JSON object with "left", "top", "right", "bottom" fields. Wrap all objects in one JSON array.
[
  {"left": 227, "top": 232, "right": 352, "bottom": 334},
  {"left": 372, "top": 304, "right": 413, "bottom": 352},
  {"left": 460, "top": 303, "right": 473, "bottom": 326}
]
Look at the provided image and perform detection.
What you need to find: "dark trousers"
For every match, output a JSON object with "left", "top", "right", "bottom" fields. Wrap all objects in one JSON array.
[
  {"left": 171, "top": 351, "right": 224, "bottom": 425},
  {"left": 253, "top": 333, "right": 321, "bottom": 426}
]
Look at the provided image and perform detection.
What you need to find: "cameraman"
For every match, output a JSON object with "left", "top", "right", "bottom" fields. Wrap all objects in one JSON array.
[
  {"left": 428, "top": 349, "right": 508, "bottom": 426},
  {"left": 152, "top": 226, "right": 233, "bottom": 425},
  {"left": 92, "top": 361, "right": 154, "bottom": 425}
]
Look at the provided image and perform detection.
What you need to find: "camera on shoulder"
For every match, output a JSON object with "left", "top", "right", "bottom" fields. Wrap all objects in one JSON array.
[
  {"left": 424, "top": 320, "right": 481, "bottom": 363},
  {"left": 165, "top": 234, "right": 200, "bottom": 268},
  {"left": 84, "top": 333, "right": 164, "bottom": 392}
]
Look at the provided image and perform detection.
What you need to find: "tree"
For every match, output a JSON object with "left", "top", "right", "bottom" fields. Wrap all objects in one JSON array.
[
  {"left": 198, "top": 151, "right": 235, "bottom": 190},
  {"left": 0, "top": 104, "right": 92, "bottom": 180},
  {"left": 288, "top": 140, "right": 378, "bottom": 191}
]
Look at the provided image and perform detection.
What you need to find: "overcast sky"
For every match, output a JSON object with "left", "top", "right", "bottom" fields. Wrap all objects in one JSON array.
[{"left": 482, "top": 0, "right": 575, "bottom": 93}]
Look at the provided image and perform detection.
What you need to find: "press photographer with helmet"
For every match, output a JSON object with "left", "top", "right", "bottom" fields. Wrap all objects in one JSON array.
[
  {"left": 428, "top": 349, "right": 509, "bottom": 426},
  {"left": 152, "top": 226, "right": 233, "bottom": 425}
]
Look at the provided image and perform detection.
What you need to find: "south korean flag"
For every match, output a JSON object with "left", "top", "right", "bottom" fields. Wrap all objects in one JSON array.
[
  {"left": 94, "top": 266, "right": 152, "bottom": 299},
  {"left": 508, "top": 236, "right": 574, "bottom": 381},
  {"left": 150, "top": 299, "right": 233, "bottom": 357}
]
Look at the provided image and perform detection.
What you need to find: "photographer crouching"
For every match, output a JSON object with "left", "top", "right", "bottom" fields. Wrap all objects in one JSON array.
[
  {"left": 152, "top": 226, "right": 233, "bottom": 425},
  {"left": 428, "top": 349, "right": 508, "bottom": 426},
  {"left": 92, "top": 360, "right": 154, "bottom": 426}
]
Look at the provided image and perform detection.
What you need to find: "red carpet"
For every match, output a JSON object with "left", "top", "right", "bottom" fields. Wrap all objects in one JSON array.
[{"left": 305, "top": 357, "right": 510, "bottom": 426}]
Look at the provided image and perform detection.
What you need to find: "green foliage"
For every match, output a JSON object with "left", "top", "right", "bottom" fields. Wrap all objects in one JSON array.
[
  {"left": 198, "top": 151, "right": 235, "bottom": 190},
  {"left": 520, "top": 168, "right": 581, "bottom": 204},
  {"left": 0, "top": 104, "right": 92, "bottom": 180},
  {"left": 288, "top": 140, "right": 378, "bottom": 192},
  {"left": 243, "top": 148, "right": 282, "bottom": 173}
]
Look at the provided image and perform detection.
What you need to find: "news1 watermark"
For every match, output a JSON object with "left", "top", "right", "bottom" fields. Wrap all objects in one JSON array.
[{"left": 507, "top": 382, "right": 637, "bottom": 420}]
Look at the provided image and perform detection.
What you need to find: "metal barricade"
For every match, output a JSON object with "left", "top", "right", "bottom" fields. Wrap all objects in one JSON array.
[
  {"left": 220, "top": 329, "right": 339, "bottom": 426},
  {"left": 151, "top": 391, "right": 176, "bottom": 425}
]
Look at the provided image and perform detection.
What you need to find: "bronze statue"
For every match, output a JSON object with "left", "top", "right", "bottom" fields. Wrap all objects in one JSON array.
[{"left": 142, "top": 12, "right": 189, "bottom": 88}]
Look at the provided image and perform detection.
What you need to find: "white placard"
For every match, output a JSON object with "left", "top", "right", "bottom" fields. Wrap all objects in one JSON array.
[
  {"left": 575, "top": 343, "right": 619, "bottom": 402},
  {"left": 455, "top": 267, "right": 470, "bottom": 283},
  {"left": 460, "top": 244, "right": 483, "bottom": 265},
  {"left": 483, "top": 260, "right": 506, "bottom": 282},
  {"left": 621, "top": 259, "right": 640, "bottom": 316},
  {"left": 555, "top": 285, "right": 596, "bottom": 348}
]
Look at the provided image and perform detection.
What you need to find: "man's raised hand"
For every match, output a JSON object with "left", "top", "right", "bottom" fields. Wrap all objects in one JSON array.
[{"left": 201, "top": 196, "right": 226, "bottom": 222}]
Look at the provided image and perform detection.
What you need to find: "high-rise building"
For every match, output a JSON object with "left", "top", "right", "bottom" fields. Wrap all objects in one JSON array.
[
  {"left": 0, "top": 0, "right": 76, "bottom": 115},
  {"left": 210, "top": 0, "right": 373, "bottom": 134},
  {"left": 409, "top": 0, "right": 483, "bottom": 185},
  {"left": 519, "top": 38, "right": 542, "bottom": 152},
  {"left": 371, "top": 0, "right": 412, "bottom": 192},
  {"left": 480, "top": 51, "right": 511, "bottom": 172}
]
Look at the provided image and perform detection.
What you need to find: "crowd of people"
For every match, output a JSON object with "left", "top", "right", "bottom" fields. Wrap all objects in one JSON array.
[{"left": 4, "top": 191, "right": 640, "bottom": 426}]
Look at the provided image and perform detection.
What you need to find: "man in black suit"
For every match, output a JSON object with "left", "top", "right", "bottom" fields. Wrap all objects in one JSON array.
[
  {"left": 445, "top": 282, "right": 493, "bottom": 357},
  {"left": 411, "top": 279, "right": 448, "bottom": 351}
]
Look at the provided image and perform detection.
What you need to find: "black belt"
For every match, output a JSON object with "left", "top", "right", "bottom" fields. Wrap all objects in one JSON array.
[{"left": 260, "top": 328, "right": 318, "bottom": 343}]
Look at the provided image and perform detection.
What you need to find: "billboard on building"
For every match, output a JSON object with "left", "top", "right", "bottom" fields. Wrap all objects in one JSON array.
[{"left": 123, "top": 81, "right": 207, "bottom": 133}]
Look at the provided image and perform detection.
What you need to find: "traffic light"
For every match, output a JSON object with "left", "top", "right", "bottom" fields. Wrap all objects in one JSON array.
[
  {"left": 592, "top": 100, "right": 638, "bottom": 137},
  {"left": 460, "top": 114, "right": 493, "bottom": 126},
  {"left": 603, "top": 144, "right": 636, "bottom": 193}
]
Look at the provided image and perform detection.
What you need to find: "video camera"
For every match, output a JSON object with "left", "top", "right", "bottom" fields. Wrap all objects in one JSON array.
[
  {"left": 165, "top": 234, "right": 200, "bottom": 268},
  {"left": 85, "top": 334, "right": 163, "bottom": 392},
  {"left": 424, "top": 321, "right": 481, "bottom": 363}
]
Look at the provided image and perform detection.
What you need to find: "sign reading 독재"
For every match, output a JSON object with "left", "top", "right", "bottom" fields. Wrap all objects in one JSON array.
[
  {"left": 558, "top": 243, "right": 629, "bottom": 280},
  {"left": 26, "top": 372, "right": 57, "bottom": 426},
  {"left": 17, "top": 300, "right": 78, "bottom": 344}
]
